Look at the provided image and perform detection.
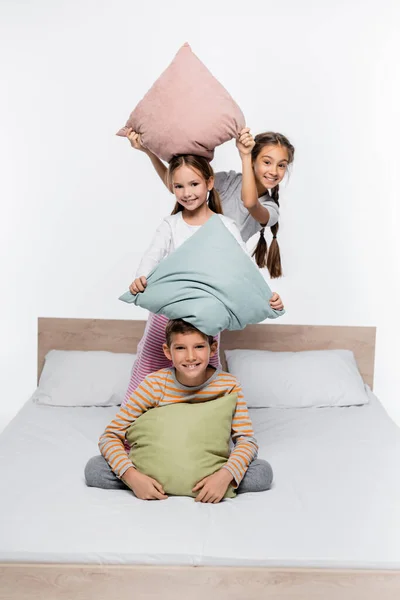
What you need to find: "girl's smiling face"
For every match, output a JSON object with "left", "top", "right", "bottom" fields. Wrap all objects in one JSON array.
[
  {"left": 171, "top": 164, "right": 214, "bottom": 212},
  {"left": 253, "top": 144, "right": 289, "bottom": 193}
]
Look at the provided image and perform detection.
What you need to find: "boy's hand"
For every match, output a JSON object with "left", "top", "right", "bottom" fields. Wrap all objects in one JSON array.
[
  {"left": 193, "top": 468, "right": 234, "bottom": 503},
  {"left": 123, "top": 468, "right": 168, "bottom": 501},
  {"left": 236, "top": 127, "right": 255, "bottom": 157},
  {"left": 129, "top": 276, "right": 147, "bottom": 295},
  {"left": 270, "top": 292, "right": 284, "bottom": 311},
  {"left": 127, "top": 128, "right": 148, "bottom": 153}
]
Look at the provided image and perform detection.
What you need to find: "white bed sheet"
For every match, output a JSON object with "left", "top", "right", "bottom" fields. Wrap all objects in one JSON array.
[{"left": 0, "top": 387, "right": 400, "bottom": 569}]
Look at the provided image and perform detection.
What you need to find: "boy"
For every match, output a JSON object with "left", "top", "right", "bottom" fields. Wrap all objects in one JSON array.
[{"left": 85, "top": 319, "right": 272, "bottom": 502}]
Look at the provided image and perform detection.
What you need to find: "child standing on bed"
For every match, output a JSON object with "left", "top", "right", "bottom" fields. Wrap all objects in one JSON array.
[
  {"left": 85, "top": 319, "right": 273, "bottom": 502},
  {"left": 121, "top": 154, "right": 284, "bottom": 408}
]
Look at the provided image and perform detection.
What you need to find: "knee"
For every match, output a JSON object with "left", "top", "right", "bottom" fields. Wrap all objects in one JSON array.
[
  {"left": 84, "top": 455, "right": 102, "bottom": 487},
  {"left": 257, "top": 459, "right": 274, "bottom": 491}
]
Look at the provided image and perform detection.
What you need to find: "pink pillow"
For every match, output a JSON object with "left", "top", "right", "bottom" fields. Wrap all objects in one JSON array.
[{"left": 116, "top": 43, "right": 245, "bottom": 162}]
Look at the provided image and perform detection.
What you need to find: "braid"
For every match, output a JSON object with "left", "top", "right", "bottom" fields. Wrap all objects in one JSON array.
[
  {"left": 251, "top": 227, "right": 268, "bottom": 268},
  {"left": 252, "top": 184, "right": 282, "bottom": 277},
  {"left": 267, "top": 184, "right": 282, "bottom": 278}
]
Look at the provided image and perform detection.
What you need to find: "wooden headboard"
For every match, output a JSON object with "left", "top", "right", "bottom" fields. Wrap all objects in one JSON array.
[{"left": 38, "top": 318, "right": 376, "bottom": 389}]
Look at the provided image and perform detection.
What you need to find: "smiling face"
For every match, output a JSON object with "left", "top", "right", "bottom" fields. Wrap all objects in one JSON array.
[
  {"left": 163, "top": 331, "right": 217, "bottom": 386},
  {"left": 171, "top": 164, "right": 214, "bottom": 212},
  {"left": 253, "top": 144, "right": 289, "bottom": 194}
]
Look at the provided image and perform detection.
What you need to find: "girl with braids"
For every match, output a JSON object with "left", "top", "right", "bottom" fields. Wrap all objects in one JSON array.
[
  {"left": 127, "top": 128, "right": 295, "bottom": 278},
  {"left": 121, "top": 154, "right": 284, "bottom": 409},
  {"left": 217, "top": 129, "right": 295, "bottom": 278}
]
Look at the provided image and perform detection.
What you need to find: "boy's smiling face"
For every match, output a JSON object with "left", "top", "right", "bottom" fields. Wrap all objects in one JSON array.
[{"left": 163, "top": 331, "right": 217, "bottom": 387}]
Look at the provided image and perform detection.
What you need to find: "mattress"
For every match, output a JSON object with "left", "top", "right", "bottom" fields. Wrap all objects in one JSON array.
[{"left": 0, "top": 387, "right": 400, "bottom": 568}]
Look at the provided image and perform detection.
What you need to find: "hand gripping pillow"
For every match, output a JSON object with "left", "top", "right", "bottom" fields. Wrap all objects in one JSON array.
[
  {"left": 116, "top": 43, "right": 245, "bottom": 162},
  {"left": 119, "top": 215, "right": 284, "bottom": 336}
]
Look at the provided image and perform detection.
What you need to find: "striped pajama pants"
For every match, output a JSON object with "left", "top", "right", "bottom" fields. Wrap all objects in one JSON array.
[{"left": 122, "top": 312, "right": 222, "bottom": 408}]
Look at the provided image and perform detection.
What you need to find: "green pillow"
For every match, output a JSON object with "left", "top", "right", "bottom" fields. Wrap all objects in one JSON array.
[
  {"left": 119, "top": 215, "right": 284, "bottom": 336},
  {"left": 126, "top": 393, "right": 238, "bottom": 498}
]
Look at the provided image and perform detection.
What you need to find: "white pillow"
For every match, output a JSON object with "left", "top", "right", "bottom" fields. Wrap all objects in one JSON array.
[
  {"left": 225, "top": 349, "right": 369, "bottom": 408},
  {"left": 33, "top": 350, "right": 137, "bottom": 407}
]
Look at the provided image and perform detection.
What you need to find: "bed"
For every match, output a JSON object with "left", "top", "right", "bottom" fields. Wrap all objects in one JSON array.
[{"left": 0, "top": 317, "right": 399, "bottom": 599}]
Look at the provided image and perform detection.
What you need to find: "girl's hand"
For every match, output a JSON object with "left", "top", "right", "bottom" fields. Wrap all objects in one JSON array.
[
  {"left": 193, "top": 468, "right": 233, "bottom": 503},
  {"left": 270, "top": 292, "right": 284, "bottom": 311},
  {"left": 127, "top": 128, "right": 147, "bottom": 153},
  {"left": 236, "top": 127, "right": 255, "bottom": 157},
  {"left": 129, "top": 276, "right": 147, "bottom": 295}
]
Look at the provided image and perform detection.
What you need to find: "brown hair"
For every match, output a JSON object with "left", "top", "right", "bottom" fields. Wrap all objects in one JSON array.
[
  {"left": 167, "top": 155, "right": 223, "bottom": 215},
  {"left": 251, "top": 132, "right": 295, "bottom": 278},
  {"left": 165, "top": 319, "right": 214, "bottom": 348}
]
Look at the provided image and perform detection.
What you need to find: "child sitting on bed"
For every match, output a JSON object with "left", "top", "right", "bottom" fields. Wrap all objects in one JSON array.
[{"left": 85, "top": 319, "right": 273, "bottom": 502}]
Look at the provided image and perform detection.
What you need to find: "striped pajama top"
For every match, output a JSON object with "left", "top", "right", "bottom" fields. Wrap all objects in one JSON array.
[{"left": 99, "top": 367, "right": 258, "bottom": 486}]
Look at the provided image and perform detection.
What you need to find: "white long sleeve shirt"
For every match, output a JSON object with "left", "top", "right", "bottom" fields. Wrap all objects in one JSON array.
[{"left": 135, "top": 212, "right": 248, "bottom": 278}]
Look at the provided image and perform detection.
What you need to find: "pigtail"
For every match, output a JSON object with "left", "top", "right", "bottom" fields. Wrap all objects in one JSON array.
[
  {"left": 267, "top": 221, "right": 282, "bottom": 278},
  {"left": 252, "top": 184, "right": 282, "bottom": 278},
  {"left": 208, "top": 188, "right": 223, "bottom": 214},
  {"left": 251, "top": 227, "right": 268, "bottom": 268},
  {"left": 171, "top": 201, "right": 182, "bottom": 215},
  {"left": 169, "top": 157, "right": 183, "bottom": 215},
  {"left": 267, "top": 185, "right": 282, "bottom": 278}
]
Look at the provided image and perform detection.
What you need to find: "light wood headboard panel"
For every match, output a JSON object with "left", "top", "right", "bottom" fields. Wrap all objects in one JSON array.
[{"left": 38, "top": 318, "right": 376, "bottom": 389}]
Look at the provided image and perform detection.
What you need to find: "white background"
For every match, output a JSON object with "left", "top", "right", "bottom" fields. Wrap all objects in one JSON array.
[{"left": 1, "top": 0, "right": 399, "bottom": 430}]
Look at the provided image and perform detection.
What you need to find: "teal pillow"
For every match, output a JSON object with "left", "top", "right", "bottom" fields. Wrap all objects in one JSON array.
[
  {"left": 126, "top": 393, "right": 238, "bottom": 498},
  {"left": 119, "top": 215, "right": 284, "bottom": 336}
]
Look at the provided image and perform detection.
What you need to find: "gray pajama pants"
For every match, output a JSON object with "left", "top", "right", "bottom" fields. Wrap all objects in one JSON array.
[{"left": 84, "top": 455, "right": 273, "bottom": 495}]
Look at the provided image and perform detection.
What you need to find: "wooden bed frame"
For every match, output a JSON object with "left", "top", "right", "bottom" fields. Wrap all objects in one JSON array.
[{"left": 1, "top": 317, "right": 400, "bottom": 600}]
